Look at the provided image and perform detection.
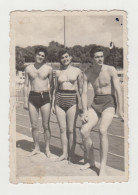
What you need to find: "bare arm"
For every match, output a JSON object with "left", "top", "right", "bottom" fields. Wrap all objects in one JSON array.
[
  {"left": 81, "top": 72, "right": 88, "bottom": 114},
  {"left": 51, "top": 71, "right": 59, "bottom": 113},
  {"left": 111, "top": 67, "right": 123, "bottom": 118},
  {"left": 48, "top": 68, "right": 54, "bottom": 103},
  {"left": 77, "top": 71, "right": 83, "bottom": 96},
  {"left": 24, "top": 67, "right": 29, "bottom": 110}
]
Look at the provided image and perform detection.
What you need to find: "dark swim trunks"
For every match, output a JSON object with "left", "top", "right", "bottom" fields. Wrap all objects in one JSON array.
[
  {"left": 55, "top": 89, "right": 78, "bottom": 112},
  {"left": 28, "top": 91, "right": 50, "bottom": 109},
  {"left": 91, "top": 94, "right": 117, "bottom": 116}
]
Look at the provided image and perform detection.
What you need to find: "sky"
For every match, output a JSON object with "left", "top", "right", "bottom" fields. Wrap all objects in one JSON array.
[{"left": 14, "top": 15, "right": 123, "bottom": 48}]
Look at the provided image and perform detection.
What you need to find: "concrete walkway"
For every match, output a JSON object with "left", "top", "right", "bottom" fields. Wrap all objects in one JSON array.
[{"left": 16, "top": 132, "right": 124, "bottom": 178}]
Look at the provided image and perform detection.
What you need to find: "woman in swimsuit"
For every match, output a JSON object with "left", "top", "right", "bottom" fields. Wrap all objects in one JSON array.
[{"left": 52, "top": 49, "right": 82, "bottom": 163}]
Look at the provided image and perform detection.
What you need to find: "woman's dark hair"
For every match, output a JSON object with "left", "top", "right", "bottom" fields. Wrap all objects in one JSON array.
[
  {"left": 90, "top": 46, "right": 104, "bottom": 58},
  {"left": 58, "top": 49, "right": 71, "bottom": 61},
  {"left": 34, "top": 47, "right": 47, "bottom": 56}
]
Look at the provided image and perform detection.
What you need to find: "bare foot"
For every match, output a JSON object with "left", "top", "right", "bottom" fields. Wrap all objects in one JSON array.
[
  {"left": 68, "top": 158, "right": 75, "bottom": 165},
  {"left": 84, "top": 152, "right": 88, "bottom": 164},
  {"left": 68, "top": 155, "right": 78, "bottom": 165},
  {"left": 68, "top": 160, "right": 73, "bottom": 165},
  {"left": 80, "top": 163, "right": 95, "bottom": 171},
  {"left": 55, "top": 155, "right": 68, "bottom": 162},
  {"left": 27, "top": 149, "right": 41, "bottom": 157},
  {"left": 45, "top": 150, "right": 55, "bottom": 158},
  {"left": 68, "top": 160, "right": 78, "bottom": 167},
  {"left": 99, "top": 168, "right": 107, "bottom": 176}
]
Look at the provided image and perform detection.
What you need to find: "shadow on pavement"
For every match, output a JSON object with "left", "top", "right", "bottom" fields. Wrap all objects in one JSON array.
[
  {"left": 16, "top": 139, "right": 34, "bottom": 152},
  {"left": 90, "top": 166, "right": 99, "bottom": 176},
  {"left": 16, "top": 139, "right": 100, "bottom": 176},
  {"left": 16, "top": 139, "right": 62, "bottom": 156},
  {"left": 16, "top": 139, "right": 84, "bottom": 164}
]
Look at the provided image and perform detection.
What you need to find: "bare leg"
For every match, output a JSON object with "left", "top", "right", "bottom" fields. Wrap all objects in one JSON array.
[
  {"left": 55, "top": 105, "right": 68, "bottom": 161},
  {"left": 66, "top": 104, "right": 78, "bottom": 164},
  {"left": 80, "top": 108, "right": 98, "bottom": 170},
  {"left": 28, "top": 102, "right": 40, "bottom": 156},
  {"left": 40, "top": 103, "right": 53, "bottom": 158},
  {"left": 99, "top": 107, "right": 115, "bottom": 176}
]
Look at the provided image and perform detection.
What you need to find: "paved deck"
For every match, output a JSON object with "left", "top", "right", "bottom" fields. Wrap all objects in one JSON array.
[
  {"left": 16, "top": 132, "right": 124, "bottom": 177},
  {"left": 16, "top": 105, "right": 125, "bottom": 171}
]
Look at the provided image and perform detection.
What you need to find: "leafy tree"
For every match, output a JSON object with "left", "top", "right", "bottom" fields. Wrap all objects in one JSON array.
[{"left": 16, "top": 42, "right": 123, "bottom": 71}]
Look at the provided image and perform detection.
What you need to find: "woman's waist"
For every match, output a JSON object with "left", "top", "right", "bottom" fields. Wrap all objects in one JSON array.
[
  {"left": 58, "top": 84, "right": 76, "bottom": 92},
  {"left": 55, "top": 89, "right": 78, "bottom": 103},
  {"left": 58, "top": 82, "right": 76, "bottom": 90},
  {"left": 57, "top": 88, "right": 76, "bottom": 94}
]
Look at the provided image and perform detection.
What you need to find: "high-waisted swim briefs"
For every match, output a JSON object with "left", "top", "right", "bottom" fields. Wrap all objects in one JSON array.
[{"left": 55, "top": 89, "right": 78, "bottom": 112}]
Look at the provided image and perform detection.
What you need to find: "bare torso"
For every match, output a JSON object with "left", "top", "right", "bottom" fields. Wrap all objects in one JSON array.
[
  {"left": 27, "top": 63, "right": 52, "bottom": 92},
  {"left": 86, "top": 64, "right": 114, "bottom": 95},
  {"left": 57, "top": 66, "right": 81, "bottom": 90}
]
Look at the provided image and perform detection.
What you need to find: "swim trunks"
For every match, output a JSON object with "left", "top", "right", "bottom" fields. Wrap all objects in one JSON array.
[
  {"left": 28, "top": 91, "right": 50, "bottom": 109},
  {"left": 55, "top": 89, "right": 78, "bottom": 112},
  {"left": 91, "top": 94, "right": 116, "bottom": 116}
]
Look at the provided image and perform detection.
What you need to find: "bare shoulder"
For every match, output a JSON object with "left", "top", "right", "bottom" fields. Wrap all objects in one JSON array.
[
  {"left": 25, "top": 64, "right": 34, "bottom": 73},
  {"left": 44, "top": 64, "right": 53, "bottom": 72},
  {"left": 104, "top": 65, "right": 117, "bottom": 75},
  {"left": 72, "top": 66, "right": 82, "bottom": 75}
]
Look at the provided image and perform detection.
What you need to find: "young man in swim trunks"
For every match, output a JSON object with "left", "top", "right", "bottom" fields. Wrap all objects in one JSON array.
[
  {"left": 80, "top": 46, "right": 123, "bottom": 176},
  {"left": 24, "top": 47, "right": 54, "bottom": 157}
]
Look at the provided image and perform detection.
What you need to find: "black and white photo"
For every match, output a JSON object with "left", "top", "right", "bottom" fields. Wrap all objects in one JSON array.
[{"left": 10, "top": 11, "right": 128, "bottom": 183}]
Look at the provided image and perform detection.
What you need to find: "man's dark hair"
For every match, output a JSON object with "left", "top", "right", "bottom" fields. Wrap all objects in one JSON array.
[
  {"left": 34, "top": 47, "right": 47, "bottom": 56},
  {"left": 58, "top": 49, "right": 71, "bottom": 61},
  {"left": 90, "top": 46, "right": 104, "bottom": 58}
]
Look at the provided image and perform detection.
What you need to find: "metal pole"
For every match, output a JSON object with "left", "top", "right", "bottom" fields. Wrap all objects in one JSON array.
[{"left": 64, "top": 16, "right": 66, "bottom": 47}]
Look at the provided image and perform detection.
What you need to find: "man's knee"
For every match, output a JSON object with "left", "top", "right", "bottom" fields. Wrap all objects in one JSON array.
[
  {"left": 67, "top": 128, "right": 73, "bottom": 135},
  {"left": 42, "top": 122, "right": 49, "bottom": 131},
  {"left": 31, "top": 123, "right": 38, "bottom": 130},
  {"left": 99, "top": 127, "right": 108, "bottom": 136},
  {"left": 60, "top": 126, "right": 66, "bottom": 134}
]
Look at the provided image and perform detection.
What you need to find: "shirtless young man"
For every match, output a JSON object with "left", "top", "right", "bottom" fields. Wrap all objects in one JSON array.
[
  {"left": 80, "top": 46, "right": 123, "bottom": 176},
  {"left": 24, "top": 47, "right": 54, "bottom": 157}
]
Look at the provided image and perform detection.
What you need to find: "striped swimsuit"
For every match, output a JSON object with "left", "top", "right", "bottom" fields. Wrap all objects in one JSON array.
[{"left": 55, "top": 89, "right": 78, "bottom": 112}]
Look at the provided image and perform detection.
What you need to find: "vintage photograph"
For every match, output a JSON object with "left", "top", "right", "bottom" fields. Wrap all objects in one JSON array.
[{"left": 10, "top": 11, "right": 128, "bottom": 183}]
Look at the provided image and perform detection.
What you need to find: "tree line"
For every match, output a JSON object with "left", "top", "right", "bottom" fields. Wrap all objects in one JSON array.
[{"left": 16, "top": 41, "right": 123, "bottom": 71}]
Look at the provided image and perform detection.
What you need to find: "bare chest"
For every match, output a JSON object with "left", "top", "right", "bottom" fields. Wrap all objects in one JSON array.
[
  {"left": 29, "top": 67, "right": 49, "bottom": 80},
  {"left": 89, "top": 70, "right": 111, "bottom": 88}
]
